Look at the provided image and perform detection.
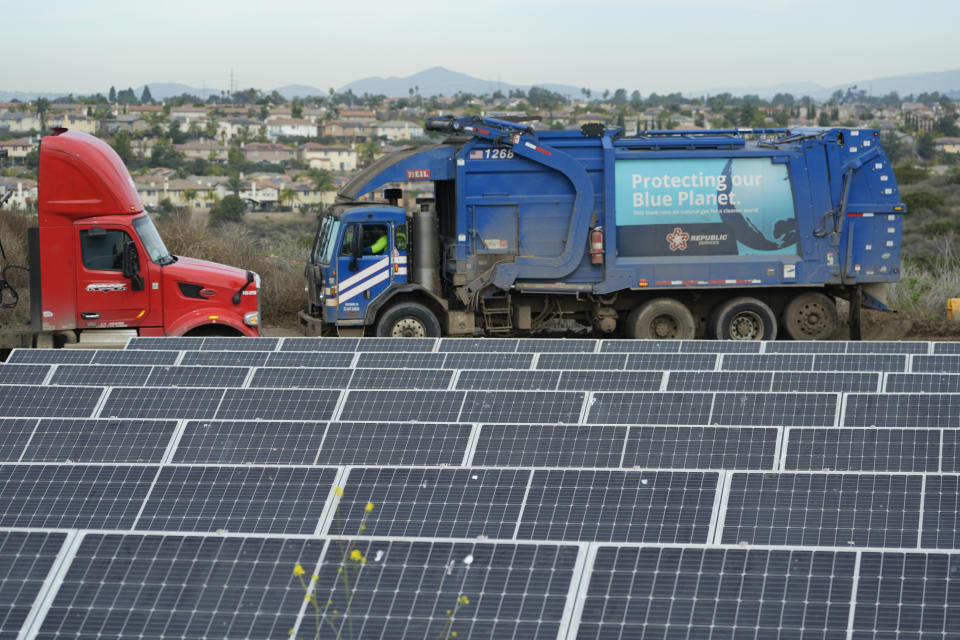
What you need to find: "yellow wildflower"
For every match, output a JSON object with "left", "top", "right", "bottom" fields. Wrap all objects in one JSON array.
[
  {"left": 446, "top": 609, "right": 451, "bottom": 615},
  {"left": 312, "top": 574, "right": 318, "bottom": 581},
  {"left": 452, "top": 633, "right": 458, "bottom": 638},
  {"left": 365, "top": 502, "right": 375, "bottom": 512},
  {"left": 350, "top": 549, "right": 363, "bottom": 561},
  {"left": 457, "top": 595, "right": 470, "bottom": 605},
  {"left": 334, "top": 487, "right": 344, "bottom": 498},
  {"left": 293, "top": 563, "right": 305, "bottom": 576}
]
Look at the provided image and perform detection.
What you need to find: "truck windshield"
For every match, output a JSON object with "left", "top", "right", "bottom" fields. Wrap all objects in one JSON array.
[
  {"left": 313, "top": 216, "right": 341, "bottom": 264},
  {"left": 133, "top": 214, "right": 175, "bottom": 265}
]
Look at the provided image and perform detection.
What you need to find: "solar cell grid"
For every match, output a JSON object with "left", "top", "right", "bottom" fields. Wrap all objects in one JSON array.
[
  {"left": 0, "top": 464, "right": 157, "bottom": 529},
  {"left": 626, "top": 353, "right": 718, "bottom": 370},
  {"left": 100, "top": 387, "right": 223, "bottom": 420},
  {"left": 556, "top": 370, "right": 663, "bottom": 392},
  {"left": 248, "top": 367, "right": 352, "bottom": 389},
  {"left": 125, "top": 336, "right": 203, "bottom": 350},
  {"left": 843, "top": 393, "right": 960, "bottom": 428},
  {"left": 772, "top": 371, "right": 880, "bottom": 393},
  {"left": 265, "top": 351, "right": 355, "bottom": 368},
  {"left": 279, "top": 336, "right": 359, "bottom": 351},
  {"left": 623, "top": 426, "right": 778, "bottom": 470},
  {"left": 317, "top": 422, "right": 471, "bottom": 466},
  {"left": 666, "top": 370, "right": 772, "bottom": 392},
  {"left": 814, "top": 353, "right": 907, "bottom": 372},
  {"left": 536, "top": 353, "right": 626, "bottom": 370},
  {"left": 0, "top": 363, "right": 50, "bottom": 385},
  {"left": 885, "top": 373, "right": 960, "bottom": 393},
  {"left": 179, "top": 351, "right": 268, "bottom": 367},
  {"left": 455, "top": 369, "right": 560, "bottom": 391},
  {"left": 349, "top": 367, "right": 453, "bottom": 390},
  {"left": 442, "top": 352, "right": 533, "bottom": 370},
  {"left": 354, "top": 351, "right": 445, "bottom": 369},
  {"left": 517, "top": 470, "right": 717, "bottom": 543},
  {"left": 471, "top": 424, "right": 627, "bottom": 467},
  {"left": 721, "top": 472, "right": 923, "bottom": 548},
  {"left": 680, "top": 340, "right": 762, "bottom": 353},
  {"left": 764, "top": 341, "right": 848, "bottom": 353},
  {"left": 145, "top": 365, "right": 250, "bottom": 388},
  {"left": 460, "top": 390, "right": 585, "bottom": 423},
  {"left": 711, "top": 392, "right": 838, "bottom": 426},
  {"left": 216, "top": 388, "right": 340, "bottom": 421},
  {"left": 577, "top": 546, "right": 856, "bottom": 640},
  {"left": 721, "top": 353, "right": 814, "bottom": 371},
  {"left": 941, "top": 430, "right": 960, "bottom": 473},
  {"left": 912, "top": 355, "right": 960, "bottom": 373},
  {"left": 0, "top": 418, "right": 37, "bottom": 462},
  {"left": 588, "top": 392, "right": 713, "bottom": 425},
  {"left": 38, "top": 534, "right": 326, "bottom": 639},
  {"left": 846, "top": 341, "right": 929, "bottom": 354},
  {"left": 437, "top": 337, "right": 518, "bottom": 352},
  {"left": 352, "top": 337, "right": 436, "bottom": 351},
  {"left": 90, "top": 350, "right": 180, "bottom": 365},
  {"left": 933, "top": 342, "right": 960, "bottom": 354},
  {"left": 49, "top": 364, "right": 150, "bottom": 387},
  {"left": 172, "top": 420, "right": 326, "bottom": 465},
  {"left": 599, "top": 340, "right": 681, "bottom": 353},
  {"left": 200, "top": 336, "right": 279, "bottom": 351},
  {"left": 515, "top": 338, "right": 598, "bottom": 352},
  {"left": 135, "top": 466, "right": 336, "bottom": 534},
  {"left": 920, "top": 475, "right": 960, "bottom": 549},
  {"left": 340, "top": 390, "right": 465, "bottom": 422},
  {"left": 23, "top": 418, "right": 177, "bottom": 463},
  {"left": 6, "top": 349, "right": 92, "bottom": 364},
  {"left": 302, "top": 540, "right": 577, "bottom": 640},
  {"left": 334, "top": 467, "right": 530, "bottom": 539},
  {"left": 0, "top": 531, "right": 67, "bottom": 640},
  {"left": 0, "top": 385, "right": 103, "bottom": 418},
  {"left": 784, "top": 428, "right": 940, "bottom": 472}
]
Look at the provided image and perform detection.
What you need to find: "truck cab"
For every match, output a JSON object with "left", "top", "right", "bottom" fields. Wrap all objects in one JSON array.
[{"left": 27, "top": 128, "right": 260, "bottom": 344}]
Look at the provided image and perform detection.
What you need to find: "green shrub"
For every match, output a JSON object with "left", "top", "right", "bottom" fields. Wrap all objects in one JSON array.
[
  {"left": 924, "top": 218, "right": 960, "bottom": 235},
  {"left": 893, "top": 164, "right": 928, "bottom": 185},
  {"left": 902, "top": 190, "right": 945, "bottom": 213}
]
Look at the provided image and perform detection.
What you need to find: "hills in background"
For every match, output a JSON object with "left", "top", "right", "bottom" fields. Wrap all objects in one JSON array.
[{"left": 2, "top": 66, "right": 959, "bottom": 102}]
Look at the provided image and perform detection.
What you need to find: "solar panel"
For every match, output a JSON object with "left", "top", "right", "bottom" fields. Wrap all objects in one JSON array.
[
  {"left": 100, "top": 387, "right": 223, "bottom": 420},
  {"left": 0, "top": 363, "right": 50, "bottom": 385},
  {"left": 577, "top": 547, "right": 856, "bottom": 640},
  {"left": 280, "top": 336, "right": 359, "bottom": 351},
  {"left": 460, "top": 391, "right": 584, "bottom": 423},
  {"left": 516, "top": 470, "right": 718, "bottom": 542},
  {"left": 771, "top": 371, "right": 880, "bottom": 393},
  {"left": 515, "top": 338, "right": 597, "bottom": 352},
  {"left": 933, "top": 342, "right": 960, "bottom": 354},
  {"left": 623, "top": 426, "right": 778, "bottom": 470},
  {"left": 626, "top": 353, "right": 717, "bottom": 370},
  {"left": 556, "top": 370, "right": 663, "bottom": 392},
  {"left": 352, "top": 337, "right": 436, "bottom": 351},
  {"left": 145, "top": 365, "right": 250, "bottom": 388},
  {"left": 317, "top": 422, "right": 471, "bottom": 466},
  {"left": 339, "top": 390, "right": 466, "bottom": 422},
  {"left": 126, "top": 336, "right": 204, "bottom": 350},
  {"left": 49, "top": 364, "right": 151, "bottom": 387},
  {"left": 843, "top": 393, "right": 960, "bottom": 428},
  {"left": 941, "top": 430, "right": 960, "bottom": 473},
  {"left": 135, "top": 466, "right": 336, "bottom": 533},
  {"left": 354, "top": 351, "right": 446, "bottom": 369},
  {"left": 443, "top": 352, "right": 533, "bottom": 370},
  {"left": 588, "top": 392, "right": 714, "bottom": 425},
  {"left": 248, "top": 367, "right": 352, "bottom": 389},
  {"left": 814, "top": 353, "right": 907, "bottom": 372},
  {"left": 6, "top": 349, "right": 93, "bottom": 364},
  {"left": 0, "top": 531, "right": 67, "bottom": 639},
  {"left": 265, "top": 351, "right": 355, "bottom": 368},
  {"left": 471, "top": 424, "right": 627, "bottom": 467},
  {"left": 302, "top": 540, "right": 578, "bottom": 640},
  {"left": 216, "top": 389, "right": 340, "bottom": 420},
  {"left": 0, "top": 385, "right": 103, "bottom": 418},
  {"left": 0, "top": 418, "right": 37, "bottom": 462},
  {"left": 455, "top": 369, "right": 561, "bottom": 391},
  {"left": 885, "top": 373, "right": 960, "bottom": 393},
  {"left": 721, "top": 472, "right": 922, "bottom": 547},
  {"left": 920, "top": 476, "right": 960, "bottom": 549},
  {"left": 22, "top": 419, "right": 177, "bottom": 463},
  {"left": 599, "top": 340, "right": 682, "bottom": 353},
  {"left": 173, "top": 420, "right": 326, "bottom": 465},
  {"left": 437, "top": 337, "right": 519, "bottom": 352},
  {"left": 680, "top": 340, "right": 762, "bottom": 353},
  {"left": 38, "top": 534, "right": 326, "bottom": 639},
  {"left": 721, "top": 353, "right": 815, "bottom": 371},
  {"left": 349, "top": 367, "right": 453, "bottom": 390},
  {"left": 784, "top": 428, "right": 940, "bottom": 472},
  {"left": 0, "top": 464, "right": 157, "bottom": 529},
  {"left": 711, "top": 392, "right": 838, "bottom": 426},
  {"left": 200, "top": 336, "right": 280, "bottom": 351},
  {"left": 666, "top": 371, "right": 773, "bottom": 392},
  {"left": 90, "top": 350, "right": 180, "bottom": 365},
  {"left": 334, "top": 467, "right": 530, "bottom": 539},
  {"left": 179, "top": 351, "right": 268, "bottom": 366},
  {"left": 765, "top": 341, "right": 848, "bottom": 353},
  {"left": 912, "top": 355, "right": 960, "bottom": 373},
  {"left": 536, "top": 353, "right": 627, "bottom": 370},
  {"left": 846, "top": 341, "right": 929, "bottom": 354}
]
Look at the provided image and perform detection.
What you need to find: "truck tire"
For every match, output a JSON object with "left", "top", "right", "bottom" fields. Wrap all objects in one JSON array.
[
  {"left": 710, "top": 297, "right": 777, "bottom": 341},
  {"left": 626, "top": 298, "right": 696, "bottom": 340},
  {"left": 783, "top": 292, "right": 839, "bottom": 340},
  {"left": 376, "top": 302, "right": 441, "bottom": 338}
]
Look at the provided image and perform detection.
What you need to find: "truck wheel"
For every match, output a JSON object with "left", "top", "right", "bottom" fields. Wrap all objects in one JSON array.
[
  {"left": 376, "top": 302, "right": 441, "bottom": 338},
  {"left": 626, "top": 298, "right": 696, "bottom": 340},
  {"left": 710, "top": 297, "right": 777, "bottom": 340},
  {"left": 783, "top": 292, "right": 839, "bottom": 340}
]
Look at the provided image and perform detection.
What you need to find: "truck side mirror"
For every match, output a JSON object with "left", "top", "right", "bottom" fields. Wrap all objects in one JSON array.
[{"left": 122, "top": 241, "right": 144, "bottom": 291}]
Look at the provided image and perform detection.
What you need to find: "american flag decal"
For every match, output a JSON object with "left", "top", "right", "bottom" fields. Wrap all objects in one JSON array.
[{"left": 469, "top": 150, "right": 483, "bottom": 159}]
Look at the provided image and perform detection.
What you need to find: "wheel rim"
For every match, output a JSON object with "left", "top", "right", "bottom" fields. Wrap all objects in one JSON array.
[
  {"left": 729, "top": 311, "right": 764, "bottom": 340},
  {"left": 791, "top": 301, "right": 831, "bottom": 338},
  {"left": 391, "top": 317, "right": 427, "bottom": 337},
  {"left": 649, "top": 314, "right": 680, "bottom": 339}
]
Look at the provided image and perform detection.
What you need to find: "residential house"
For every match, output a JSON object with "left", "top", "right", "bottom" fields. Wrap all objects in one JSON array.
[
  {"left": 175, "top": 140, "right": 230, "bottom": 162},
  {"left": 374, "top": 120, "right": 422, "bottom": 141},
  {"left": 127, "top": 105, "right": 164, "bottom": 117},
  {"left": 135, "top": 177, "right": 216, "bottom": 211},
  {"left": 339, "top": 109, "right": 376, "bottom": 122},
  {"left": 102, "top": 114, "right": 147, "bottom": 135},
  {"left": 169, "top": 106, "right": 208, "bottom": 124},
  {"left": 935, "top": 137, "right": 960, "bottom": 154},
  {"left": 240, "top": 179, "right": 279, "bottom": 209},
  {"left": 243, "top": 142, "right": 297, "bottom": 164},
  {"left": 266, "top": 107, "right": 293, "bottom": 121},
  {"left": 300, "top": 143, "right": 357, "bottom": 172},
  {"left": 0, "top": 178, "right": 37, "bottom": 209},
  {"left": 0, "top": 138, "right": 34, "bottom": 163},
  {"left": 218, "top": 117, "right": 261, "bottom": 142},
  {"left": 0, "top": 112, "right": 41, "bottom": 132},
  {"left": 320, "top": 119, "right": 369, "bottom": 141},
  {"left": 266, "top": 118, "right": 317, "bottom": 140},
  {"left": 56, "top": 113, "right": 98, "bottom": 135}
]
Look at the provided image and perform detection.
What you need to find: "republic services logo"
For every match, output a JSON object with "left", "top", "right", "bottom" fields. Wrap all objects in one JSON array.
[{"left": 666, "top": 227, "right": 689, "bottom": 251}]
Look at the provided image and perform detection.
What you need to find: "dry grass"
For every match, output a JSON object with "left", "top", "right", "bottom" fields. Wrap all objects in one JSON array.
[{"left": 0, "top": 211, "right": 37, "bottom": 328}]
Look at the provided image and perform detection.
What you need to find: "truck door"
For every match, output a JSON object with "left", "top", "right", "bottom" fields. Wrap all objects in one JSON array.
[
  {"left": 76, "top": 226, "right": 151, "bottom": 328},
  {"left": 335, "top": 222, "right": 393, "bottom": 321}
]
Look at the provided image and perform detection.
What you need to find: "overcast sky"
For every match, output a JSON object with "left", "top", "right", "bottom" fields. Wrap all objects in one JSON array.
[{"left": 5, "top": 0, "right": 956, "bottom": 95}]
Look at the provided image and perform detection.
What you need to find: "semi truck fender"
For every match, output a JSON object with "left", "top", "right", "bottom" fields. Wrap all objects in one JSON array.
[
  {"left": 364, "top": 284, "right": 448, "bottom": 326},
  {"left": 163, "top": 308, "right": 257, "bottom": 337}
]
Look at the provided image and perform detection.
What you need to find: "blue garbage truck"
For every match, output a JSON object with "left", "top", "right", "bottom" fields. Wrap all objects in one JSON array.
[{"left": 301, "top": 116, "right": 904, "bottom": 340}]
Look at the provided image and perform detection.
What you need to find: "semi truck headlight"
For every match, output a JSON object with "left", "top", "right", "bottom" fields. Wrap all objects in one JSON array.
[{"left": 244, "top": 311, "right": 259, "bottom": 326}]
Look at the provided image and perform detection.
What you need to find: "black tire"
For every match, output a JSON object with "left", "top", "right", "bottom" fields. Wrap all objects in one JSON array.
[
  {"left": 626, "top": 298, "right": 696, "bottom": 340},
  {"left": 376, "top": 302, "right": 441, "bottom": 338},
  {"left": 783, "top": 292, "right": 839, "bottom": 340},
  {"left": 710, "top": 297, "right": 777, "bottom": 340}
]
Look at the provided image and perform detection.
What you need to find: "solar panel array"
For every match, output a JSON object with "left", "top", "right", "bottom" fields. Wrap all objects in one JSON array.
[{"left": 3, "top": 336, "right": 960, "bottom": 638}]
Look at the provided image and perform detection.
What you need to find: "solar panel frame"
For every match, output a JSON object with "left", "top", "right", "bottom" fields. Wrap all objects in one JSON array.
[
  {"left": 172, "top": 420, "right": 327, "bottom": 465},
  {"left": 22, "top": 418, "right": 178, "bottom": 463}
]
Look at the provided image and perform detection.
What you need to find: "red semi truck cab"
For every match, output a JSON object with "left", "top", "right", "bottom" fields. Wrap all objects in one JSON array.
[{"left": 28, "top": 128, "right": 260, "bottom": 343}]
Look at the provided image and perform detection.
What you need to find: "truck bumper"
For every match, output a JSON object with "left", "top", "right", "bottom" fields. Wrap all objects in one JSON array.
[{"left": 298, "top": 310, "right": 326, "bottom": 336}]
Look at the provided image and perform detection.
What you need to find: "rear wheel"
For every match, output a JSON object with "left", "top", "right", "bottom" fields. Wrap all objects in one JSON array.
[
  {"left": 710, "top": 297, "right": 777, "bottom": 340},
  {"left": 376, "top": 302, "right": 441, "bottom": 337},
  {"left": 783, "top": 292, "right": 839, "bottom": 340},
  {"left": 626, "top": 298, "right": 696, "bottom": 340}
]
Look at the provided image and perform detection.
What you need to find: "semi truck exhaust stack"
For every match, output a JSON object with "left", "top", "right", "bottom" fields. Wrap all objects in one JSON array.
[{"left": 412, "top": 197, "right": 441, "bottom": 296}]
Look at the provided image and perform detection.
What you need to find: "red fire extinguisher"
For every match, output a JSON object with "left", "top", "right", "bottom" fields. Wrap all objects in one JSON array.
[{"left": 590, "top": 227, "right": 604, "bottom": 264}]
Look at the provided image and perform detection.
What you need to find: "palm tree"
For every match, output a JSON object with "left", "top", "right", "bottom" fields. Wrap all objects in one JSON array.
[
  {"left": 226, "top": 174, "right": 244, "bottom": 196},
  {"left": 35, "top": 98, "right": 50, "bottom": 133},
  {"left": 278, "top": 187, "right": 298, "bottom": 212},
  {"left": 182, "top": 188, "right": 198, "bottom": 211}
]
